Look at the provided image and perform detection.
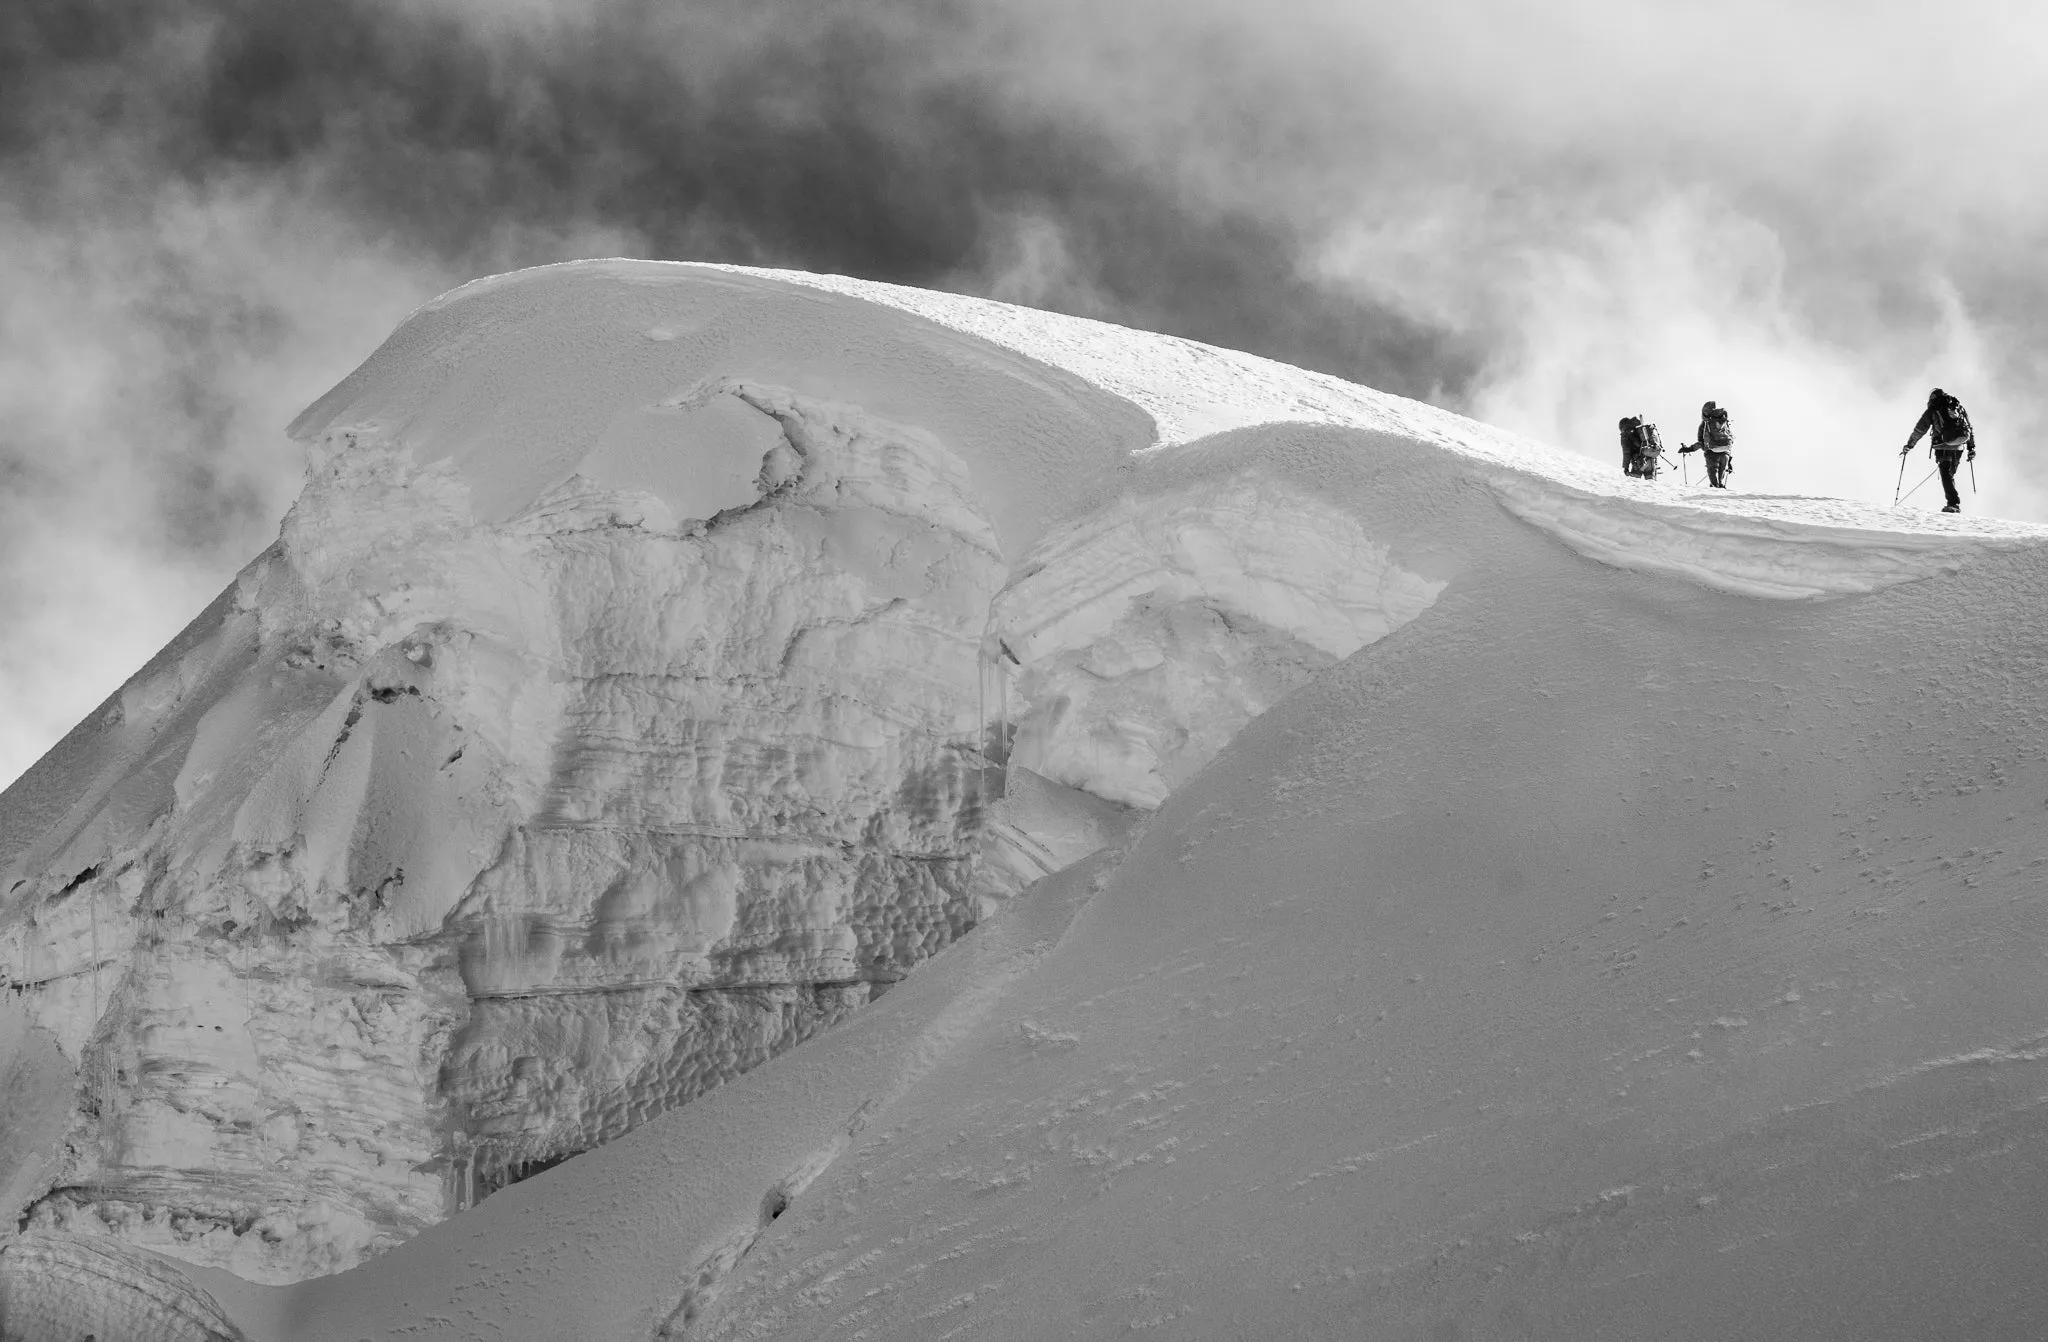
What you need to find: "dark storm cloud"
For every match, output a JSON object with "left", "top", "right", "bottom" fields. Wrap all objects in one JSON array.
[{"left": 3, "top": 0, "right": 1468, "bottom": 394}]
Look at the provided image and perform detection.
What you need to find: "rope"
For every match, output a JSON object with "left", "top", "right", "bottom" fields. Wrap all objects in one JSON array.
[{"left": 1899, "top": 469, "right": 1938, "bottom": 505}]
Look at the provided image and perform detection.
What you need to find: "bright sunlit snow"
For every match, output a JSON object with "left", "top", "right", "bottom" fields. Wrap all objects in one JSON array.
[{"left": 4, "top": 261, "right": 2047, "bottom": 1340}]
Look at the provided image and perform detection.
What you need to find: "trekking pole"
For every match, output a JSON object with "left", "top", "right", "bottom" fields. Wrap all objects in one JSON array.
[
  {"left": 1899, "top": 469, "right": 1937, "bottom": 505},
  {"left": 1970, "top": 457, "right": 1978, "bottom": 494},
  {"left": 1893, "top": 453, "right": 1908, "bottom": 504}
]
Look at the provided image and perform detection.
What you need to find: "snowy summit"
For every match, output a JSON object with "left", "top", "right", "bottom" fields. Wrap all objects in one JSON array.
[{"left": 3, "top": 261, "right": 2047, "bottom": 1340}]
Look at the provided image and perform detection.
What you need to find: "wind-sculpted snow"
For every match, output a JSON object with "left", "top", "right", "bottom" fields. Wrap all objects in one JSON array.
[
  {"left": 1490, "top": 474, "right": 2041, "bottom": 598},
  {"left": 0, "top": 1233, "right": 245, "bottom": 1342},
  {"left": 992, "top": 472, "right": 1445, "bottom": 807},
  {"left": 6, "top": 260, "right": 2048, "bottom": 1337}
]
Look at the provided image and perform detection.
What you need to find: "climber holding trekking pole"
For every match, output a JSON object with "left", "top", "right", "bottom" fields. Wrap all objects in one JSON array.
[
  {"left": 1678, "top": 401, "right": 1735, "bottom": 488},
  {"left": 1899, "top": 387, "right": 1976, "bottom": 514}
]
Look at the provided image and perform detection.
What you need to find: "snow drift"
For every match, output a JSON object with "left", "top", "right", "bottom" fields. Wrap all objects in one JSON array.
[{"left": 5, "top": 261, "right": 2048, "bottom": 1340}]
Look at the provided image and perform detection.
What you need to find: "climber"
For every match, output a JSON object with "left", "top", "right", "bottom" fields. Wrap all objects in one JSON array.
[
  {"left": 1637, "top": 418, "right": 1664, "bottom": 479},
  {"left": 1901, "top": 387, "right": 1976, "bottom": 514},
  {"left": 1679, "top": 401, "right": 1735, "bottom": 488},
  {"left": 1617, "top": 416, "right": 1660, "bottom": 479}
]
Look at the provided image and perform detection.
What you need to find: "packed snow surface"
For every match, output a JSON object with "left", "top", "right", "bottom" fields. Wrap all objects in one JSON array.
[{"left": 5, "top": 260, "right": 2048, "bottom": 1340}]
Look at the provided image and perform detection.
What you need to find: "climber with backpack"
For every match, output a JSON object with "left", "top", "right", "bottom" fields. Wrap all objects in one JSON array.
[
  {"left": 1617, "top": 416, "right": 1662, "bottom": 479},
  {"left": 1679, "top": 401, "right": 1735, "bottom": 488},
  {"left": 1900, "top": 387, "right": 1976, "bottom": 513}
]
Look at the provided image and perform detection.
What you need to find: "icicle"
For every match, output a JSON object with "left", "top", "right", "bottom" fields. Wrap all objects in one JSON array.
[
  {"left": 448, "top": 1132, "right": 473, "bottom": 1213},
  {"left": 483, "top": 913, "right": 522, "bottom": 970},
  {"left": 90, "top": 886, "right": 101, "bottom": 1023},
  {"left": 998, "top": 665, "right": 1012, "bottom": 799},
  {"left": 238, "top": 932, "right": 252, "bottom": 1043}
]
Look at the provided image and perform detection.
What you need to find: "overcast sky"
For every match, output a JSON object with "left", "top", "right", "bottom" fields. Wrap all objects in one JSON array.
[{"left": 4, "top": 0, "right": 2047, "bottom": 789}]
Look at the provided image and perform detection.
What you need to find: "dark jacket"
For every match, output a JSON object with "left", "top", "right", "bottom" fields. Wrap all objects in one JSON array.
[{"left": 1905, "top": 400, "right": 1976, "bottom": 455}]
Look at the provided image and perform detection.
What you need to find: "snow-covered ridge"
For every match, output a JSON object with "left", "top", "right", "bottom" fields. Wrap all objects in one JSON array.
[
  {"left": 1489, "top": 475, "right": 2037, "bottom": 598},
  {"left": 5, "top": 259, "right": 2048, "bottom": 1316}
]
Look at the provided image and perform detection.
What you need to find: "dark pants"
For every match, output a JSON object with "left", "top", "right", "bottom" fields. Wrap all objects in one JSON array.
[
  {"left": 1704, "top": 449, "right": 1731, "bottom": 488},
  {"left": 1936, "top": 448, "right": 1963, "bottom": 510}
]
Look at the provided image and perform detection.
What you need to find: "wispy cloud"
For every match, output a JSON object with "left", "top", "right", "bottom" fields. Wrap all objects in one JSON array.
[{"left": 4, "top": 0, "right": 2046, "bottom": 787}]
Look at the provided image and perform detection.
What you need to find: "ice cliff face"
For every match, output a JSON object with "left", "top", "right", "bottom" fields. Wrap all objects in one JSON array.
[
  {"left": 0, "top": 263, "right": 1461, "bottom": 1285},
  {"left": 2, "top": 380, "right": 1006, "bottom": 1281}
]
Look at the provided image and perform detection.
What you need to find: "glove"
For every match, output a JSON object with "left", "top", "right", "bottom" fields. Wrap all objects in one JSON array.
[
  {"left": 1900, "top": 444, "right": 1913, "bottom": 457},
  {"left": 1968, "top": 448, "right": 1977, "bottom": 461},
  {"left": 1680, "top": 443, "right": 1699, "bottom": 454}
]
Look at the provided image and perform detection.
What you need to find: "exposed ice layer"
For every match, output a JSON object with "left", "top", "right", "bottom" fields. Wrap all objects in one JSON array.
[
  {"left": 427, "top": 384, "right": 1004, "bottom": 1191},
  {"left": 0, "top": 371, "right": 1013, "bottom": 1281},
  {"left": 992, "top": 472, "right": 1445, "bottom": 808},
  {"left": 445, "top": 982, "right": 870, "bottom": 1195},
  {"left": 973, "top": 767, "right": 1139, "bottom": 903},
  {"left": 0, "top": 1231, "right": 244, "bottom": 1342}
]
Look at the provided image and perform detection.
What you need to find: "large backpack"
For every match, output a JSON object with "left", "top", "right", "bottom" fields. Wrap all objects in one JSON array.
[
  {"left": 1932, "top": 394, "right": 1971, "bottom": 445},
  {"left": 1619, "top": 416, "right": 1659, "bottom": 476},
  {"left": 1636, "top": 420, "right": 1662, "bottom": 477},
  {"left": 1704, "top": 407, "right": 1734, "bottom": 449}
]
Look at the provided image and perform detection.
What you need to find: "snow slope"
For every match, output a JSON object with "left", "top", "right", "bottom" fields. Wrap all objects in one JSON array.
[{"left": 6, "top": 261, "right": 2048, "bottom": 1340}]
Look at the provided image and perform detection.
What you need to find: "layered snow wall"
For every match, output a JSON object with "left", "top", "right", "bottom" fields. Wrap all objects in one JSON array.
[{"left": 0, "top": 263, "right": 1455, "bottom": 1288}]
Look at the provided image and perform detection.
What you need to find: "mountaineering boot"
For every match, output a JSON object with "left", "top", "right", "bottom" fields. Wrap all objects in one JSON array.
[{"left": 1942, "top": 503, "right": 1960, "bottom": 513}]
